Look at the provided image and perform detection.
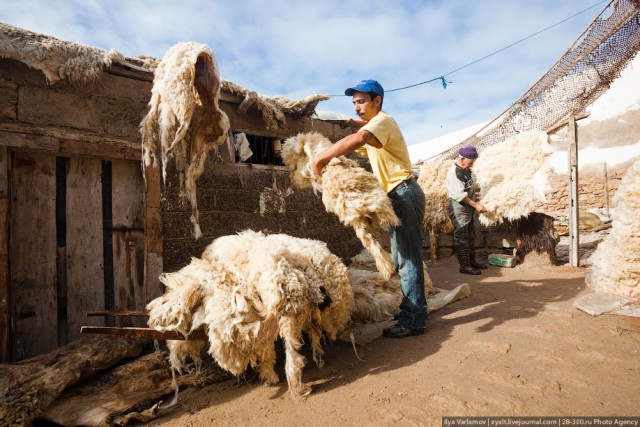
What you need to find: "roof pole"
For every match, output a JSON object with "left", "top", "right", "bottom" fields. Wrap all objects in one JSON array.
[{"left": 568, "top": 115, "right": 580, "bottom": 267}]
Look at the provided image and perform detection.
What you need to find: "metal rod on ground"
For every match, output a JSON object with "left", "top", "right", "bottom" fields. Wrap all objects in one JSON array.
[{"left": 568, "top": 115, "right": 580, "bottom": 267}]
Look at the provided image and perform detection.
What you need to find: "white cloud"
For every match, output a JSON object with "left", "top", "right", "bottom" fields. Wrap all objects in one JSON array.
[{"left": 0, "top": 0, "right": 604, "bottom": 145}]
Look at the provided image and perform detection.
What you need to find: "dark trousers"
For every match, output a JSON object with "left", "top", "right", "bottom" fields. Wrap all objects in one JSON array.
[{"left": 448, "top": 199, "right": 475, "bottom": 252}]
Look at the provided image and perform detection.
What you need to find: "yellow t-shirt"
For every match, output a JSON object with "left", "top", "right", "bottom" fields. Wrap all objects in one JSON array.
[{"left": 356, "top": 111, "right": 414, "bottom": 193}]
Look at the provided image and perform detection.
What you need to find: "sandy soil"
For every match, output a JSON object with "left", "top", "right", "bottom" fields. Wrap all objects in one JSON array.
[{"left": 148, "top": 254, "right": 640, "bottom": 426}]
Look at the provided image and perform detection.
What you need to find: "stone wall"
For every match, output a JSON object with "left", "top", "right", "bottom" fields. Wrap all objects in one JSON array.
[
  {"left": 428, "top": 157, "right": 637, "bottom": 264},
  {"left": 536, "top": 160, "right": 633, "bottom": 215}
]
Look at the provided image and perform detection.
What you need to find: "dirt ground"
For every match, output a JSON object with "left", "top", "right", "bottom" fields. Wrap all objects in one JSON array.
[{"left": 148, "top": 254, "right": 640, "bottom": 426}]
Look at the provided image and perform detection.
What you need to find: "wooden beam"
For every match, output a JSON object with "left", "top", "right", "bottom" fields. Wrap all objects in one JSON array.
[
  {"left": 0, "top": 146, "right": 9, "bottom": 362},
  {"left": 0, "top": 124, "right": 141, "bottom": 161},
  {"left": 80, "top": 326, "right": 207, "bottom": 341},
  {"left": 106, "top": 64, "right": 154, "bottom": 83},
  {"left": 237, "top": 91, "right": 258, "bottom": 114},
  {"left": 568, "top": 115, "right": 580, "bottom": 267},
  {"left": 86, "top": 310, "right": 147, "bottom": 317},
  {"left": 546, "top": 111, "right": 590, "bottom": 134}
]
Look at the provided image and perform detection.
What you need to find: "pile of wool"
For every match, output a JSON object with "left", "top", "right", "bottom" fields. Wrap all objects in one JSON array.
[
  {"left": 140, "top": 41, "right": 230, "bottom": 239},
  {"left": 0, "top": 22, "right": 125, "bottom": 85},
  {"left": 585, "top": 158, "right": 640, "bottom": 301},
  {"left": 473, "top": 130, "right": 555, "bottom": 226},
  {"left": 281, "top": 132, "right": 399, "bottom": 279},
  {"left": 347, "top": 250, "right": 436, "bottom": 323},
  {"left": 222, "top": 80, "right": 329, "bottom": 130},
  {"left": 147, "top": 230, "right": 354, "bottom": 397},
  {"left": 417, "top": 159, "right": 455, "bottom": 263}
]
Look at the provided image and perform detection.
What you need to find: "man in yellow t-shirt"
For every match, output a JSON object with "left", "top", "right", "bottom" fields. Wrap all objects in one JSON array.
[{"left": 311, "top": 79, "right": 427, "bottom": 338}]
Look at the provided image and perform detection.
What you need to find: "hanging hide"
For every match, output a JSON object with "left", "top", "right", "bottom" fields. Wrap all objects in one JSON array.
[{"left": 140, "top": 42, "right": 230, "bottom": 239}]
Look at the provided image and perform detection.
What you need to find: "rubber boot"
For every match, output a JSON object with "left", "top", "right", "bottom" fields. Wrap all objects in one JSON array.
[
  {"left": 457, "top": 248, "right": 481, "bottom": 275},
  {"left": 469, "top": 250, "right": 488, "bottom": 270}
]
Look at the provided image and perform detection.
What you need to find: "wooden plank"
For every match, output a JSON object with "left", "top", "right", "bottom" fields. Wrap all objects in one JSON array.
[
  {"left": 0, "top": 254, "right": 8, "bottom": 363},
  {"left": 0, "top": 125, "right": 141, "bottom": 161},
  {"left": 545, "top": 111, "right": 590, "bottom": 134},
  {"left": 66, "top": 158, "right": 105, "bottom": 342},
  {"left": 0, "top": 146, "right": 8, "bottom": 362},
  {"left": 143, "top": 163, "right": 163, "bottom": 304},
  {"left": 112, "top": 160, "right": 146, "bottom": 327},
  {"left": 80, "top": 326, "right": 207, "bottom": 341},
  {"left": 86, "top": 310, "right": 147, "bottom": 317},
  {"left": 9, "top": 151, "right": 58, "bottom": 360},
  {"left": 112, "top": 160, "right": 144, "bottom": 230},
  {"left": 112, "top": 231, "right": 144, "bottom": 327},
  {"left": 144, "top": 252, "right": 164, "bottom": 303},
  {"left": 568, "top": 116, "right": 580, "bottom": 267},
  {"left": 105, "top": 64, "right": 154, "bottom": 82}
]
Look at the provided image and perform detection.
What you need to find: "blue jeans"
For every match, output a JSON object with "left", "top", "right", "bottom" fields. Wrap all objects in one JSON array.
[{"left": 388, "top": 179, "right": 427, "bottom": 330}]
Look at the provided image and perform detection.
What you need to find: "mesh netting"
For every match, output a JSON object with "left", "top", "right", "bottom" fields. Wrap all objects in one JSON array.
[{"left": 433, "top": 0, "right": 640, "bottom": 162}]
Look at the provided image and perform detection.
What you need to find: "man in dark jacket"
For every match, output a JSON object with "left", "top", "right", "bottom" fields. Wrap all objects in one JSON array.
[{"left": 445, "top": 146, "right": 488, "bottom": 275}]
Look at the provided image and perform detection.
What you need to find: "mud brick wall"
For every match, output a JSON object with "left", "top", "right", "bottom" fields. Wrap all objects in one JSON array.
[{"left": 161, "top": 161, "right": 364, "bottom": 271}]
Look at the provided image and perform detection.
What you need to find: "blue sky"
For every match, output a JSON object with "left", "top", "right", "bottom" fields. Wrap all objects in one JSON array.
[{"left": 0, "top": 0, "right": 608, "bottom": 146}]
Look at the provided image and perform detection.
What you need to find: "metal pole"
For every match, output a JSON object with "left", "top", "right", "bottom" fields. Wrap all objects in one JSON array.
[{"left": 568, "top": 116, "right": 580, "bottom": 267}]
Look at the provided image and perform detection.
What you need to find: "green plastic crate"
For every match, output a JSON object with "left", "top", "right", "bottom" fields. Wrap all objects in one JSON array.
[{"left": 488, "top": 253, "right": 516, "bottom": 268}]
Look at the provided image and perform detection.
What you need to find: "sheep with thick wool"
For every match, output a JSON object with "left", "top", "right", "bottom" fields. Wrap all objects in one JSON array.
[
  {"left": 586, "top": 158, "right": 640, "bottom": 301},
  {"left": 473, "top": 130, "right": 555, "bottom": 226},
  {"left": 147, "top": 230, "right": 354, "bottom": 397},
  {"left": 281, "top": 132, "right": 399, "bottom": 279},
  {"left": 140, "top": 42, "right": 230, "bottom": 239}
]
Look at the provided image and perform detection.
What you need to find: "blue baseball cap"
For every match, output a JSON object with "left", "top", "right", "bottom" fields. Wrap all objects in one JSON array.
[{"left": 345, "top": 79, "right": 384, "bottom": 98}]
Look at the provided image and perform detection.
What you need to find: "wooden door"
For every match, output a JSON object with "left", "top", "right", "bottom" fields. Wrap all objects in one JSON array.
[{"left": 8, "top": 151, "right": 146, "bottom": 360}]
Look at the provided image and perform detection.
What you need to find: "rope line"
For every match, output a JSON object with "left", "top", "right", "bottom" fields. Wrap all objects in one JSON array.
[{"left": 328, "top": 0, "right": 608, "bottom": 96}]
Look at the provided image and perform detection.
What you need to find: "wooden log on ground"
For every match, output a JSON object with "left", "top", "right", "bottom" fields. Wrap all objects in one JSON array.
[
  {"left": 0, "top": 336, "right": 146, "bottom": 426},
  {"left": 80, "top": 326, "right": 207, "bottom": 341},
  {"left": 39, "top": 353, "right": 231, "bottom": 427}
]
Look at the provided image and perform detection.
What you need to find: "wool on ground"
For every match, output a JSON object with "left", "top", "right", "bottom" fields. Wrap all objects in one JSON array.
[
  {"left": 585, "top": 157, "right": 640, "bottom": 301},
  {"left": 147, "top": 230, "right": 354, "bottom": 397}
]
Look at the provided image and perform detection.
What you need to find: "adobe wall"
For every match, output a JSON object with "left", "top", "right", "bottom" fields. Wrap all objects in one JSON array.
[
  {"left": 0, "top": 56, "right": 364, "bottom": 361},
  {"left": 159, "top": 111, "right": 364, "bottom": 271},
  {"left": 0, "top": 57, "right": 363, "bottom": 275}
]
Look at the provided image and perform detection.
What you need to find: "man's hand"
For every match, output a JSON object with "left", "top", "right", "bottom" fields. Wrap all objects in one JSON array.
[
  {"left": 474, "top": 202, "right": 487, "bottom": 213},
  {"left": 309, "top": 130, "right": 371, "bottom": 177},
  {"left": 310, "top": 157, "right": 325, "bottom": 176}
]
